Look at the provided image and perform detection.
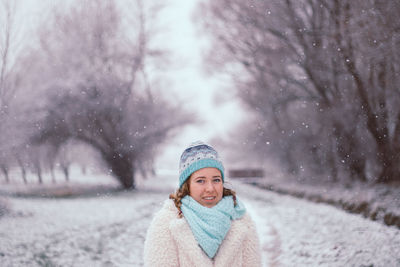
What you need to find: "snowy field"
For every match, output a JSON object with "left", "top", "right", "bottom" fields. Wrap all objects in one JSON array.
[{"left": 0, "top": 170, "right": 399, "bottom": 266}]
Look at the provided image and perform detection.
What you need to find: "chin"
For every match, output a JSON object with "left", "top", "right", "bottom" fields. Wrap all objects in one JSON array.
[{"left": 201, "top": 201, "right": 218, "bottom": 208}]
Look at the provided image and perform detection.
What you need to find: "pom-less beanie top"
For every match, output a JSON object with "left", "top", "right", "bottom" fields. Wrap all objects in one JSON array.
[{"left": 179, "top": 141, "right": 225, "bottom": 188}]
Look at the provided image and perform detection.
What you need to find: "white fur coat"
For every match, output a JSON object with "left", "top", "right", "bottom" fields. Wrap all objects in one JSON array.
[{"left": 143, "top": 199, "right": 262, "bottom": 267}]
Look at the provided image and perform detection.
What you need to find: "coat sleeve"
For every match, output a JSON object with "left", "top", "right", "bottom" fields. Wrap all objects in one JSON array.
[
  {"left": 242, "top": 215, "right": 262, "bottom": 267},
  {"left": 143, "top": 207, "right": 179, "bottom": 267}
]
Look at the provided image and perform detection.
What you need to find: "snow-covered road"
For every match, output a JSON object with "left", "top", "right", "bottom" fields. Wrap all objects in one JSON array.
[
  {"left": 233, "top": 181, "right": 400, "bottom": 266},
  {"left": 0, "top": 175, "right": 399, "bottom": 266}
]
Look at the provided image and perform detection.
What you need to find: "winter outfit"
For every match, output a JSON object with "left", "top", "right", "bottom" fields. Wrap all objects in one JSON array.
[
  {"left": 143, "top": 141, "right": 262, "bottom": 267},
  {"left": 180, "top": 195, "right": 246, "bottom": 258},
  {"left": 143, "top": 198, "right": 261, "bottom": 267}
]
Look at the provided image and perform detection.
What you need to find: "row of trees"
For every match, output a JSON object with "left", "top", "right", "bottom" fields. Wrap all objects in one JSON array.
[
  {"left": 0, "top": 0, "right": 23, "bottom": 183},
  {"left": 1, "top": 142, "right": 74, "bottom": 184},
  {"left": 0, "top": 0, "right": 192, "bottom": 188},
  {"left": 198, "top": 0, "right": 400, "bottom": 183}
]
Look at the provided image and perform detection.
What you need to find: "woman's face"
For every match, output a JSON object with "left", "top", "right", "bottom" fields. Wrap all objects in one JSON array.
[{"left": 188, "top": 167, "right": 223, "bottom": 208}]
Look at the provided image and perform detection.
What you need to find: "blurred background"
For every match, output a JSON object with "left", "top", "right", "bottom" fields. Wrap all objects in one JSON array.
[
  {"left": 1, "top": 0, "right": 400, "bottom": 188},
  {"left": 1, "top": 1, "right": 400, "bottom": 266},
  {"left": 0, "top": 0, "right": 249, "bottom": 189}
]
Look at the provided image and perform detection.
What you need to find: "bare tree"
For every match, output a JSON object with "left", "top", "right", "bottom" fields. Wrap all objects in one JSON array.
[
  {"left": 15, "top": 151, "right": 27, "bottom": 184},
  {"left": 0, "top": 0, "right": 24, "bottom": 183},
  {"left": 21, "top": 144, "right": 45, "bottom": 184},
  {"left": 198, "top": 0, "right": 400, "bottom": 183},
  {"left": 0, "top": 0, "right": 17, "bottom": 110},
  {"left": 56, "top": 143, "right": 73, "bottom": 182},
  {"left": 27, "top": 0, "right": 193, "bottom": 189}
]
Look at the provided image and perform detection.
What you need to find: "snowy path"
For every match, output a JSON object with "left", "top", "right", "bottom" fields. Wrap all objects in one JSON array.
[
  {"left": 233, "top": 181, "right": 400, "bottom": 267},
  {"left": 0, "top": 175, "right": 399, "bottom": 266}
]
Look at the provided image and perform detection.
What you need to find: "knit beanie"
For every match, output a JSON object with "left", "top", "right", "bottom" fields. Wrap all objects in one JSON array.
[{"left": 179, "top": 141, "right": 225, "bottom": 188}]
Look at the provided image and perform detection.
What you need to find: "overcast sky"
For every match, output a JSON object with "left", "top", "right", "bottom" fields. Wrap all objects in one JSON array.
[{"left": 153, "top": 0, "right": 246, "bottom": 171}]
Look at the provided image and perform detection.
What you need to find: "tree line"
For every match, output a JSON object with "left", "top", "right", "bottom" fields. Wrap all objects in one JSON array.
[
  {"left": 0, "top": 0, "right": 192, "bottom": 189},
  {"left": 198, "top": 0, "right": 400, "bottom": 184}
]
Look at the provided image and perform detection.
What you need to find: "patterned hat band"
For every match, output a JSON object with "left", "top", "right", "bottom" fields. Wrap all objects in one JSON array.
[{"left": 179, "top": 141, "right": 225, "bottom": 188}]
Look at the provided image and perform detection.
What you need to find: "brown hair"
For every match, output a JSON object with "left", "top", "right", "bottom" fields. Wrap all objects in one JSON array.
[{"left": 169, "top": 178, "right": 237, "bottom": 218}]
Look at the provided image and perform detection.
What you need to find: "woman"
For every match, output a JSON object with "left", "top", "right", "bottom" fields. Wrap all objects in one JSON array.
[{"left": 143, "top": 141, "right": 262, "bottom": 267}]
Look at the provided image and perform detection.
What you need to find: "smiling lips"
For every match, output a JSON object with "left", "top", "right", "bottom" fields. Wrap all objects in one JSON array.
[{"left": 203, "top": 196, "right": 216, "bottom": 200}]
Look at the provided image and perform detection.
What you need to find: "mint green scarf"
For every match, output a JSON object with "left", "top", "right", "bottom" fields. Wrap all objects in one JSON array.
[{"left": 180, "top": 195, "right": 246, "bottom": 258}]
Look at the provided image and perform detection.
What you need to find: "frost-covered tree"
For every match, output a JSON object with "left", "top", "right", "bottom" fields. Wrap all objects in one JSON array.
[
  {"left": 0, "top": 0, "right": 19, "bottom": 113},
  {"left": 27, "top": 0, "right": 192, "bottom": 188},
  {"left": 0, "top": 0, "right": 25, "bottom": 183},
  {"left": 197, "top": 0, "right": 400, "bottom": 183}
]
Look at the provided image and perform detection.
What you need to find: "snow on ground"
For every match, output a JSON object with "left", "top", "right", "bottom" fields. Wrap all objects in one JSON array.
[
  {"left": 231, "top": 180, "right": 400, "bottom": 267},
  {"left": 0, "top": 188, "right": 168, "bottom": 266},
  {"left": 243, "top": 170, "right": 400, "bottom": 229},
  {"left": 0, "top": 170, "right": 399, "bottom": 266}
]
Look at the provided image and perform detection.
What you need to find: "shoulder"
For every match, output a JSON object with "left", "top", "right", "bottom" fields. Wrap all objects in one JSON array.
[
  {"left": 234, "top": 211, "right": 257, "bottom": 231},
  {"left": 144, "top": 199, "right": 181, "bottom": 266},
  {"left": 149, "top": 199, "right": 179, "bottom": 226},
  {"left": 158, "top": 199, "right": 179, "bottom": 216},
  {"left": 144, "top": 199, "right": 180, "bottom": 251},
  {"left": 230, "top": 212, "right": 260, "bottom": 244}
]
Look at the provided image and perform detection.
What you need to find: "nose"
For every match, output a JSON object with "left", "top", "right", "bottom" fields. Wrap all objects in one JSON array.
[{"left": 205, "top": 181, "right": 215, "bottom": 192}]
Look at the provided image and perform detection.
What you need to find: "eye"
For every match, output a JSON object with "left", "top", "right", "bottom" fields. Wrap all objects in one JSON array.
[
  {"left": 195, "top": 179, "right": 205, "bottom": 184},
  {"left": 213, "top": 178, "right": 222, "bottom": 183}
]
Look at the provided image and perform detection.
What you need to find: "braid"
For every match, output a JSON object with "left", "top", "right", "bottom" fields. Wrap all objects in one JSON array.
[
  {"left": 169, "top": 181, "right": 238, "bottom": 218},
  {"left": 169, "top": 182, "right": 190, "bottom": 218}
]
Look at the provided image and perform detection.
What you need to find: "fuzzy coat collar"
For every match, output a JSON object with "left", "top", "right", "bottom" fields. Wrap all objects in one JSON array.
[{"left": 165, "top": 200, "right": 249, "bottom": 266}]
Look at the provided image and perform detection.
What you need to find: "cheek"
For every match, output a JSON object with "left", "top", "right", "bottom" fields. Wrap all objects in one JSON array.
[
  {"left": 189, "top": 183, "right": 201, "bottom": 196},
  {"left": 217, "top": 184, "right": 224, "bottom": 196}
]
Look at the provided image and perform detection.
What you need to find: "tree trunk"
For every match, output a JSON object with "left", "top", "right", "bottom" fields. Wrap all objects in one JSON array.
[
  {"left": 376, "top": 146, "right": 400, "bottom": 183},
  {"left": 0, "top": 165, "right": 9, "bottom": 183},
  {"left": 21, "top": 168, "right": 27, "bottom": 184},
  {"left": 81, "top": 165, "right": 86, "bottom": 175},
  {"left": 16, "top": 156, "right": 27, "bottom": 184},
  {"left": 349, "top": 159, "right": 366, "bottom": 182},
  {"left": 105, "top": 153, "right": 135, "bottom": 189},
  {"left": 332, "top": 121, "right": 366, "bottom": 181},
  {"left": 62, "top": 165, "right": 69, "bottom": 182},
  {"left": 377, "top": 164, "right": 399, "bottom": 183},
  {"left": 327, "top": 149, "right": 338, "bottom": 183},
  {"left": 35, "top": 165, "right": 43, "bottom": 184},
  {"left": 50, "top": 165, "right": 56, "bottom": 184}
]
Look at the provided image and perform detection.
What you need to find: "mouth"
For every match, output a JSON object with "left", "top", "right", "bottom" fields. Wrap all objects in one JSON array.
[{"left": 202, "top": 196, "right": 216, "bottom": 201}]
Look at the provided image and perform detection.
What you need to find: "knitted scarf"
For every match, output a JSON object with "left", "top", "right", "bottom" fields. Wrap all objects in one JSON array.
[{"left": 180, "top": 195, "right": 246, "bottom": 258}]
